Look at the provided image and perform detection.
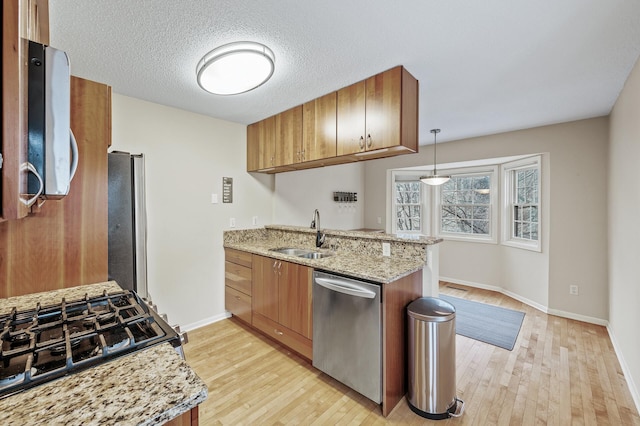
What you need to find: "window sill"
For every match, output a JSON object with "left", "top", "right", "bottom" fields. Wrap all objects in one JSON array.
[{"left": 502, "top": 239, "right": 541, "bottom": 252}]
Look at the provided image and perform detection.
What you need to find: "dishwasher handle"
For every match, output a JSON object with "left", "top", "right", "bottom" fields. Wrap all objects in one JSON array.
[{"left": 314, "top": 277, "right": 376, "bottom": 299}]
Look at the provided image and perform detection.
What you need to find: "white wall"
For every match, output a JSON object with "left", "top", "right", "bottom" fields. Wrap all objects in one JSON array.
[
  {"left": 608, "top": 55, "right": 640, "bottom": 410},
  {"left": 363, "top": 117, "right": 609, "bottom": 321},
  {"left": 111, "top": 94, "right": 274, "bottom": 329},
  {"left": 273, "top": 162, "right": 365, "bottom": 230}
]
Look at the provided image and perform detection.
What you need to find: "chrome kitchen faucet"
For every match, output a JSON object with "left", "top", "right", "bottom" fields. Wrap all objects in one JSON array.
[{"left": 311, "top": 209, "right": 325, "bottom": 248}]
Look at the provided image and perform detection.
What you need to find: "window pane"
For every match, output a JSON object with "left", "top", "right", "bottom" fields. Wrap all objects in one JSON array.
[
  {"left": 473, "top": 176, "right": 490, "bottom": 189},
  {"left": 473, "top": 206, "right": 488, "bottom": 219},
  {"left": 440, "top": 173, "right": 492, "bottom": 237},
  {"left": 530, "top": 206, "right": 538, "bottom": 222},
  {"left": 473, "top": 191, "right": 490, "bottom": 204},
  {"left": 473, "top": 220, "right": 489, "bottom": 234}
]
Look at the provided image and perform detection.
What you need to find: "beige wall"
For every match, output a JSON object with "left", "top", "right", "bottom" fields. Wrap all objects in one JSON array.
[
  {"left": 609, "top": 55, "right": 640, "bottom": 410},
  {"left": 363, "top": 117, "right": 609, "bottom": 321},
  {"left": 111, "top": 94, "right": 274, "bottom": 329},
  {"left": 274, "top": 163, "right": 365, "bottom": 230}
]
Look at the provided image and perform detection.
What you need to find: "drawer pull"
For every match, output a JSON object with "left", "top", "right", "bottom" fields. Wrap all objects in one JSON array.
[{"left": 274, "top": 329, "right": 284, "bottom": 336}]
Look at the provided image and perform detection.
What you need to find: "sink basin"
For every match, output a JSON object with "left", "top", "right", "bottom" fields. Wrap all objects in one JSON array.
[
  {"left": 297, "top": 251, "right": 334, "bottom": 259},
  {"left": 269, "top": 247, "right": 311, "bottom": 256},
  {"left": 269, "top": 247, "right": 335, "bottom": 260}
]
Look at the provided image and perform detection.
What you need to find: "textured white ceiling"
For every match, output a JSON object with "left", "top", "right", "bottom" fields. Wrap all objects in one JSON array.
[{"left": 48, "top": 0, "right": 640, "bottom": 145}]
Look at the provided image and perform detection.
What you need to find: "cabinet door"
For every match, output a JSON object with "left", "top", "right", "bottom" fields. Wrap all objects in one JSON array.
[
  {"left": 278, "top": 262, "right": 312, "bottom": 339},
  {"left": 302, "top": 92, "right": 337, "bottom": 162},
  {"left": 365, "top": 66, "right": 402, "bottom": 151},
  {"left": 251, "top": 255, "right": 279, "bottom": 323},
  {"left": 247, "top": 117, "right": 276, "bottom": 171},
  {"left": 246, "top": 122, "right": 260, "bottom": 172},
  {"left": 336, "top": 80, "right": 366, "bottom": 155},
  {"left": 275, "top": 105, "right": 302, "bottom": 166}
]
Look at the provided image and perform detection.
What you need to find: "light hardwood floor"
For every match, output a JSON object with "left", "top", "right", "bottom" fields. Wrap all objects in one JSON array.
[{"left": 183, "top": 283, "right": 640, "bottom": 425}]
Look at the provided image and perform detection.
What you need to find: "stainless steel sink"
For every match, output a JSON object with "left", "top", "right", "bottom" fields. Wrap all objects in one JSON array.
[
  {"left": 269, "top": 247, "right": 311, "bottom": 256},
  {"left": 269, "top": 247, "right": 335, "bottom": 259},
  {"left": 297, "top": 251, "right": 334, "bottom": 259}
]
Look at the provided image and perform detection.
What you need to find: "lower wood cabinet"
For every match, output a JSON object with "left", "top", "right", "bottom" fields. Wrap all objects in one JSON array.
[
  {"left": 251, "top": 254, "right": 312, "bottom": 360},
  {"left": 224, "top": 249, "right": 252, "bottom": 324},
  {"left": 165, "top": 406, "right": 199, "bottom": 426}
]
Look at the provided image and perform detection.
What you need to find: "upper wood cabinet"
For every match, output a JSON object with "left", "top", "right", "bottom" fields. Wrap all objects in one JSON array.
[
  {"left": 303, "top": 92, "right": 337, "bottom": 162},
  {"left": 275, "top": 105, "right": 303, "bottom": 166},
  {"left": 337, "top": 66, "right": 417, "bottom": 156},
  {"left": 246, "top": 116, "right": 276, "bottom": 172},
  {"left": 246, "top": 65, "right": 418, "bottom": 173},
  {"left": 2, "top": 0, "right": 50, "bottom": 221}
]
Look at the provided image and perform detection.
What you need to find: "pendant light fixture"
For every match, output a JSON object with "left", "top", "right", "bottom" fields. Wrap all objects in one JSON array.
[
  {"left": 196, "top": 41, "right": 275, "bottom": 95},
  {"left": 420, "top": 128, "right": 450, "bottom": 185}
]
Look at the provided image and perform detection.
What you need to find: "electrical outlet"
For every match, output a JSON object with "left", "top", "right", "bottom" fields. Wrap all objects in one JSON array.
[
  {"left": 211, "top": 193, "right": 218, "bottom": 204},
  {"left": 252, "top": 216, "right": 258, "bottom": 226},
  {"left": 569, "top": 285, "right": 579, "bottom": 296},
  {"left": 382, "top": 242, "right": 391, "bottom": 257},
  {"left": 229, "top": 218, "right": 236, "bottom": 228},
  {"left": 377, "top": 217, "right": 382, "bottom": 224}
]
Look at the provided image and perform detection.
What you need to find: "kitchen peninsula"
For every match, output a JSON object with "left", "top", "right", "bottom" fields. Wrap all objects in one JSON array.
[
  {"left": 224, "top": 225, "right": 441, "bottom": 284},
  {"left": 223, "top": 225, "right": 441, "bottom": 416},
  {"left": 0, "top": 282, "right": 207, "bottom": 426}
]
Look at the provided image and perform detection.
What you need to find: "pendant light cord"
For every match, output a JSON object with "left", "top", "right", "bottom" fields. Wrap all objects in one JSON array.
[{"left": 431, "top": 128, "right": 441, "bottom": 175}]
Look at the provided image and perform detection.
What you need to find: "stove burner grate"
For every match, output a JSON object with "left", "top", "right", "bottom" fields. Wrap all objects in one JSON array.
[{"left": 0, "top": 289, "right": 179, "bottom": 399}]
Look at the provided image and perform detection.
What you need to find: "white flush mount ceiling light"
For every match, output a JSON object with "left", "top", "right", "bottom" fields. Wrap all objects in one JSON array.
[
  {"left": 196, "top": 41, "right": 275, "bottom": 95},
  {"left": 420, "top": 128, "right": 451, "bottom": 186}
]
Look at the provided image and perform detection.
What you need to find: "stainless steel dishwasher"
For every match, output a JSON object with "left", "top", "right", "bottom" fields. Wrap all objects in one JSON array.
[{"left": 312, "top": 270, "right": 382, "bottom": 403}]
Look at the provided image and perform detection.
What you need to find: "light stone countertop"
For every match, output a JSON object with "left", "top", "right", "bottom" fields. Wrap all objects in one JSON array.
[
  {"left": 224, "top": 226, "right": 441, "bottom": 283},
  {"left": 0, "top": 282, "right": 208, "bottom": 425}
]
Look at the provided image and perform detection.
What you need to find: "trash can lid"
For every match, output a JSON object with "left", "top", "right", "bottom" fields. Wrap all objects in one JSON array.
[{"left": 408, "top": 297, "right": 456, "bottom": 322}]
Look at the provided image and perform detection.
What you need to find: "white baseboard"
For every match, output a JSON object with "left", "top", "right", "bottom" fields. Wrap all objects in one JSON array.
[
  {"left": 440, "top": 276, "right": 606, "bottom": 326},
  {"left": 546, "top": 308, "right": 608, "bottom": 326},
  {"left": 182, "top": 311, "right": 230, "bottom": 332},
  {"left": 606, "top": 325, "right": 640, "bottom": 415}
]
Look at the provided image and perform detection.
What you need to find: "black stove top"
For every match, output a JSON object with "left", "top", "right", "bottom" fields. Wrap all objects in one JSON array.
[{"left": 0, "top": 290, "right": 179, "bottom": 399}]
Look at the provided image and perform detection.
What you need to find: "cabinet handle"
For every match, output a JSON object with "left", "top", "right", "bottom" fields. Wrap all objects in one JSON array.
[
  {"left": 272, "top": 261, "right": 278, "bottom": 273},
  {"left": 296, "top": 150, "right": 300, "bottom": 161},
  {"left": 301, "top": 150, "right": 305, "bottom": 161},
  {"left": 277, "top": 261, "right": 282, "bottom": 276},
  {"left": 359, "top": 136, "right": 364, "bottom": 149},
  {"left": 367, "top": 134, "right": 372, "bottom": 148},
  {"left": 274, "top": 329, "right": 284, "bottom": 336}
]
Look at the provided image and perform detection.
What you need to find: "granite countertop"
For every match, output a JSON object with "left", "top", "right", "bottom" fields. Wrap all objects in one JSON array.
[
  {"left": 225, "top": 226, "right": 439, "bottom": 283},
  {"left": 0, "top": 282, "right": 208, "bottom": 426}
]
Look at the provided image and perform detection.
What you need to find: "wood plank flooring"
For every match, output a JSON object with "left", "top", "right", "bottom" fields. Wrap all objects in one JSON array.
[{"left": 183, "top": 282, "right": 640, "bottom": 425}]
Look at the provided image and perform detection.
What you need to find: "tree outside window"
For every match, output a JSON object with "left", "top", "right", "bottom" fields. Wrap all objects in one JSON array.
[
  {"left": 513, "top": 168, "right": 539, "bottom": 240},
  {"left": 440, "top": 175, "right": 491, "bottom": 236},
  {"left": 395, "top": 181, "right": 422, "bottom": 232}
]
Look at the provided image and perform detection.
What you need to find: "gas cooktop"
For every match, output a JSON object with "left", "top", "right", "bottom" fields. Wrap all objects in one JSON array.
[{"left": 0, "top": 289, "right": 180, "bottom": 399}]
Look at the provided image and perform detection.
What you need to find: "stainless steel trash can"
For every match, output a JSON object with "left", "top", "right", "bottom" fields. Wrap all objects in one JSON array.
[{"left": 407, "top": 297, "right": 463, "bottom": 419}]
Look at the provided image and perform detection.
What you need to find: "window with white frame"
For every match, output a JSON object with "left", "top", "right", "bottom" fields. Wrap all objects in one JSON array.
[
  {"left": 502, "top": 156, "right": 541, "bottom": 251},
  {"left": 437, "top": 168, "right": 497, "bottom": 242},
  {"left": 394, "top": 180, "right": 423, "bottom": 233}
]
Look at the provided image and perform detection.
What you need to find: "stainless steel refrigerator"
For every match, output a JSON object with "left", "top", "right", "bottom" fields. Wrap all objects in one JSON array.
[{"left": 108, "top": 151, "right": 148, "bottom": 299}]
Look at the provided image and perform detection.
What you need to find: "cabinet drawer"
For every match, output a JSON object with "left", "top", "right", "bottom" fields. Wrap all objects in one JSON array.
[
  {"left": 225, "top": 248, "right": 252, "bottom": 268},
  {"left": 225, "top": 286, "right": 252, "bottom": 324},
  {"left": 225, "top": 261, "right": 252, "bottom": 295},
  {"left": 252, "top": 312, "right": 312, "bottom": 360}
]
